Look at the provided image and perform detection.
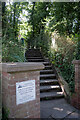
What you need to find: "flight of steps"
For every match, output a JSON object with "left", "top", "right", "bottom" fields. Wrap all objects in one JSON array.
[
  {"left": 25, "top": 49, "right": 64, "bottom": 101},
  {"left": 40, "top": 62, "right": 64, "bottom": 100}
]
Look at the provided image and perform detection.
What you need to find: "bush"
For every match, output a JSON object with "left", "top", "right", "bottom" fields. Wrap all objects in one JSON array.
[
  {"left": 2, "top": 36, "right": 25, "bottom": 62},
  {"left": 48, "top": 33, "right": 77, "bottom": 93},
  {"left": 2, "top": 107, "right": 9, "bottom": 120}
]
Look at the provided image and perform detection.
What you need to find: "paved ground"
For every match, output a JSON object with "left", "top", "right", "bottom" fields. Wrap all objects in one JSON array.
[{"left": 40, "top": 98, "right": 80, "bottom": 119}]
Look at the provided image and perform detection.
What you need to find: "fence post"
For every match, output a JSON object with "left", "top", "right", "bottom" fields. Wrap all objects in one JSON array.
[{"left": 71, "top": 60, "right": 80, "bottom": 109}]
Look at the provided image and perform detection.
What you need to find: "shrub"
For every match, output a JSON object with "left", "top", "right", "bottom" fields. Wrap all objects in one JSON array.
[
  {"left": 2, "top": 36, "right": 25, "bottom": 62},
  {"left": 48, "top": 33, "right": 76, "bottom": 92},
  {"left": 2, "top": 107, "right": 9, "bottom": 120}
]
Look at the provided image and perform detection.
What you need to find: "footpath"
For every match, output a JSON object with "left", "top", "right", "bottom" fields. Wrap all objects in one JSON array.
[
  {"left": 26, "top": 49, "right": 80, "bottom": 119},
  {"left": 40, "top": 98, "right": 80, "bottom": 119}
]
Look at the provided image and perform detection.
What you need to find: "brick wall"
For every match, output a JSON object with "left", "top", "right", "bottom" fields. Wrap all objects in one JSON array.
[
  {"left": 0, "top": 73, "right": 2, "bottom": 120},
  {"left": 71, "top": 60, "right": 80, "bottom": 109},
  {"left": 1, "top": 63, "right": 44, "bottom": 118}
]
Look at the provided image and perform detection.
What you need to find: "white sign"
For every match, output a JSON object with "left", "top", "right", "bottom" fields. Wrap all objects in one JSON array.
[{"left": 16, "top": 80, "right": 36, "bottom": 105}]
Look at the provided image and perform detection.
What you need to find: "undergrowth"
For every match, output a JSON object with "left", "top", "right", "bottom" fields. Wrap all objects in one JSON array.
[{"left": 48, "top": 33, "right": 80, "bottom": 93}]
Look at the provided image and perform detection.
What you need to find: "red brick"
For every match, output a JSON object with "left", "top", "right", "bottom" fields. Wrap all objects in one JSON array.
[{"left": 2, "top": 63, "right": 44, "bottom": 118}]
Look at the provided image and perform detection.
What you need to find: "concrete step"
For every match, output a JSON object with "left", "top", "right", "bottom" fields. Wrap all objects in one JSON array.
[
  {"left": 40, "top": 92, "right": 64, "bottom": 100},
  {"left": 26, "top": 55, "right": 42, "bottom": 58},
  {"left": 28, "top": 59, "right": 44, "bottom": 62},
  {"left": 40, "top": 70, "right": 54, "bottom": 74},
  {"left": 44, "top": 66, "right": 52, "bottom": 70},
  {"left": 40, "top": 85, "right": 61, "bottom": 92},
  {"left": 43, "top": 62, "right": 51, "bottom": 66},
  {"left": 25, "top": 53, "right": 42, "bottom": 57},
  {"left": 25, "top": 49, "right": 64, "bottom": 102},
  {"left": 40, "top": 74, "right": 56, "bottom": 80},
  {"left": 40, "top": 79, "right": 59, "bottom": 85},
  {"left": 27, "top": 57, "right": 43, "bottom": 59},
  {"left": 25, "top": 49, "right": 42, "bottom": 58}
]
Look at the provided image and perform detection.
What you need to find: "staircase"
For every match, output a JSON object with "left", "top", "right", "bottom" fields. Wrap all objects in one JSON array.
[{"left": 25, "top": 49, "right": 64, "bottom": 101}]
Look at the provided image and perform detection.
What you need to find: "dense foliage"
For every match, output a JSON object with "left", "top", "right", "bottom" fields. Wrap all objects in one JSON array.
[
  {"left": 2, "top": 2, "right": 27, "bottom": 62},
  {"left": 26, "top": 2, "right": 52, "bottom": 55},
  {"left": 48, "top": 34, "right": 76, "bottom": 92},
  {"left": 2, "top": 2, "right": 80, "bottom": 92}
]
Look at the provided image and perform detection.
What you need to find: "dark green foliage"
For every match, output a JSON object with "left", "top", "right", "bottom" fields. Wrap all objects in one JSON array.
[
  {"left": 27, "top": 2, "right": 51, "bottom": 50},
  {"left": 2, "top": 2, "right": 80, "bottom": 92},
  {"left": 48, "top": 35, "right": 77, "bottom": 93},
  {"left": 2, "top": 38, "right": 24, "bottom": 62},
  {"left": 55, "top": 53, "right": 75, "bottom": 92},
  {"left": 49, "top": 2, "right": 80, "bottom": 36},
  {"left": 49, "top": 51, "right": 75, "bottom": 93},
  {"left": 2, "top": 2, "right": 80, "bottom": 61},
  {"left": 2, "top": 107, "right": 9, "bottom": 120},
  {"left": 2, "top": 2, "right": 25, "bottom": 62}
]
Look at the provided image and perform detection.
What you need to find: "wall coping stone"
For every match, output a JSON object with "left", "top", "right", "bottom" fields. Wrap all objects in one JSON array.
[
  {"left": 72, "top": 60, "right": 80, "bottom": 65},
  {"left": 0, "top": 62, "right": 44, "bottom": 73}
]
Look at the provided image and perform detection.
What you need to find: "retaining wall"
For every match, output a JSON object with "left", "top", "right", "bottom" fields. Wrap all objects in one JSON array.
[{"left": 1, "top": 62, "right": 44, "bottom": 118}]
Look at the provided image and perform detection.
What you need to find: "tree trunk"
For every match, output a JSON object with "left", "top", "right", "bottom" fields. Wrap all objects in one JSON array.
[
  {"left": 13, "top": 3, "right": 17, "bottom": 38},
  {"left": 2, "top": 2, "right": 6, "bottom": 32},
  {"left": 31, "top": 2, "right": 35, "bottom": 48}
]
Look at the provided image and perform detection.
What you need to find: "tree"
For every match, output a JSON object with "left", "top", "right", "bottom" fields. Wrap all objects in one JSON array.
[{"left": 2, "top": 2, "right": 24, "bottom": 62}]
